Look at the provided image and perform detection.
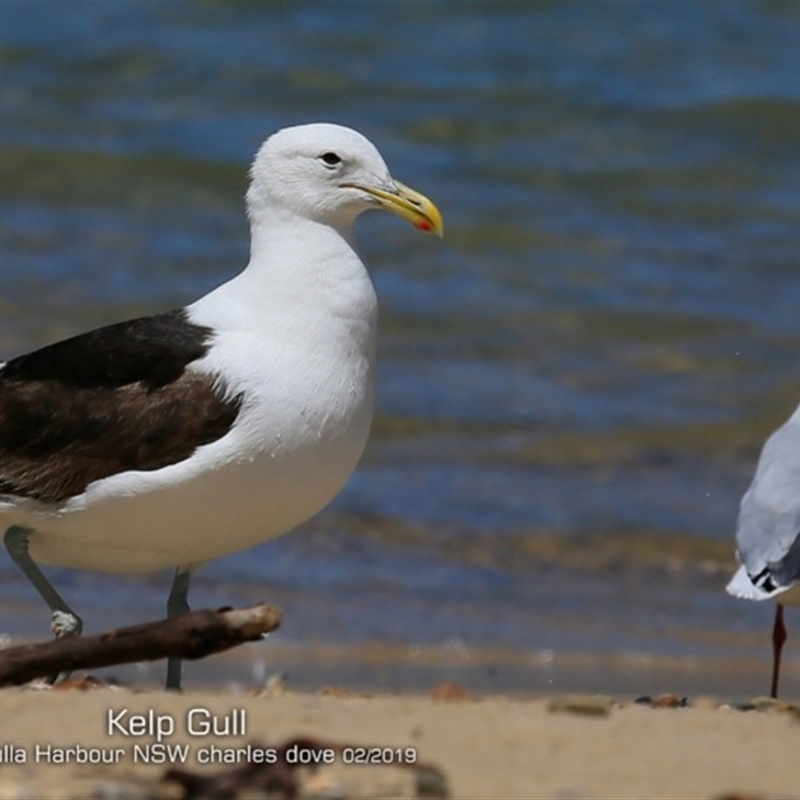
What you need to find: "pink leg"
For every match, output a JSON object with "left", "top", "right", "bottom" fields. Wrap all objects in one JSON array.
[{"left": 770, "top": 603, "right": 787, "bottom": 699}]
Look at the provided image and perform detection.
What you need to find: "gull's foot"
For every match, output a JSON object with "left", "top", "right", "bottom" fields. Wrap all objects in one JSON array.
[{"left": 51, "top": 610, "right": 83, "bottom": 638}]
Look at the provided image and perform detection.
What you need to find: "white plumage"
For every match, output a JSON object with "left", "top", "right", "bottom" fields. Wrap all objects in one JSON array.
[{"left": 0, "top": 122, "right": 443, "bottom": 688}]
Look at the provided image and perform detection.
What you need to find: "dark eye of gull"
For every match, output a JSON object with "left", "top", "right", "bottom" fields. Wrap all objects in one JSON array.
[{"left": 319, "top": 151, "right": 342, "bottom": 167}]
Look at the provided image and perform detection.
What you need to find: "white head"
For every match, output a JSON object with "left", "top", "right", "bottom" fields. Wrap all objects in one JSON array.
[{"left": 246, "top": 123, "right": 443, "bottom": 236}]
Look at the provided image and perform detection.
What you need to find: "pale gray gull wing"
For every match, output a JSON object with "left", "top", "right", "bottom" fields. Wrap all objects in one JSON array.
[{"left": 727, "top": 405, "right": 800, "bottom": 697}]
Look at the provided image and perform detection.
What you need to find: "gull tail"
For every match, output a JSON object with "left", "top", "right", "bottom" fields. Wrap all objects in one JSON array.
[{"left": 726, "top": 565, "right": 779, "bottom": 601}]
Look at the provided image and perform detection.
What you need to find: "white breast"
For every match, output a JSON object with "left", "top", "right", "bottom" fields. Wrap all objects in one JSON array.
[{"left": 21, "top": 225, "right": 378, "bottom": 573}]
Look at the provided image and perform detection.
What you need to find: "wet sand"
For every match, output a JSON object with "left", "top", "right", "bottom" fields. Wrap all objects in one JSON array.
[{"left": 0, "top": 679, "right": 796, "bottom": 799}]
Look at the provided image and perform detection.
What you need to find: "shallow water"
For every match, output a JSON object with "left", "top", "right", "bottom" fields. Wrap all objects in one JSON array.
[{"left": 2, "top": 0, "right": 800, "bottom": 693}]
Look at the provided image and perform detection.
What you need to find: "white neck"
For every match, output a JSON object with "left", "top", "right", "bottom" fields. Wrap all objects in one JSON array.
[{"left": 189, "top": 210, "right": 378, "bottom": 355}]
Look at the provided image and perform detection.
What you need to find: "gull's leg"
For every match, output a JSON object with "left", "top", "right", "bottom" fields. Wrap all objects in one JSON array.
[
  {"left": 165, "top": 565, "right": 192, "bottom": 692},
  {"left": 770, "top": 603, "right": 787, "bottom": 699},
  {"left": 3, "top": 526, "right": 83, "bottom": 638}
]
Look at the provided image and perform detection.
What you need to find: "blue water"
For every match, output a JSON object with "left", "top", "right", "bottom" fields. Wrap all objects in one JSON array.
[{"left": 2, "top": 0, "right": 800, "bottom": 692}]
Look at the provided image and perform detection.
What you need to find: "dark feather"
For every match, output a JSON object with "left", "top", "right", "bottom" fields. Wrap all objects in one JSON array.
[
  {"left": 2, "top": 309, "right": 212, "bottom": 389},
  {"left": 0, "top": 310, "right": 243, "bottom": 503}
]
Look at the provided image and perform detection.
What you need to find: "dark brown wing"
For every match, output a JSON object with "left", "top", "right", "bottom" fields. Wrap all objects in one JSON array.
[{"left": 0, "top": 310, "right": 243, "bottom": 503}]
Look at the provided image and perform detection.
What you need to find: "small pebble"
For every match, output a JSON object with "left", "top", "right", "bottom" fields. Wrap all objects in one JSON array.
[
  {"left": 634, "top": 694, "right": 688, "bottom": 708},
  {"left": 53, "top": 675, "right": 109, "bottom": 691},
  {"left": 416, "top": 766, "right": 450, "bottom": 799},
  {"left": 727, "top": 702, "right": 758, "bottom": 712},
  {"left": 651, "top": 693, "right": 689, "bottom": 709},
  {"left": 431, "top": 683, "right": 472, "bottom": 702},
  {"left": 547, "top": 694, "right": 612, "bottom": 717}
]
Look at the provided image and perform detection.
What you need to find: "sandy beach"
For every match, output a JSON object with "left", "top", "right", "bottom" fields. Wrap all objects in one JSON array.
[{"left": 0, "top": 679, "right": 796, "bottom": 800}]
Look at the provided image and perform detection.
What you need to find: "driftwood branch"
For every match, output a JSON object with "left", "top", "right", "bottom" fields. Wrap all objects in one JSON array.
[{"left": 0, "top": 604, "right": 281, "bottom": 687}]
